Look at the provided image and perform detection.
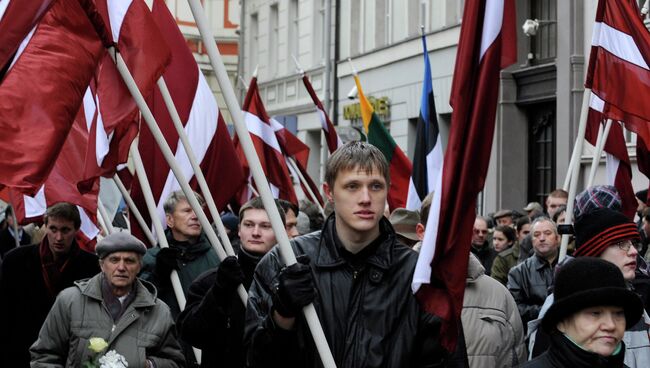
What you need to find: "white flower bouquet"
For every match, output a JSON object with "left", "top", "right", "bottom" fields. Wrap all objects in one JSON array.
[{"left": 83, "top": 337, "right": 128, "bottom": 368}]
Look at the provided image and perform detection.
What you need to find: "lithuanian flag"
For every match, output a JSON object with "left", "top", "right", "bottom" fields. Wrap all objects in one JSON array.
[{"left": 353, "top": 75, "right": 413, "bottom": 211}]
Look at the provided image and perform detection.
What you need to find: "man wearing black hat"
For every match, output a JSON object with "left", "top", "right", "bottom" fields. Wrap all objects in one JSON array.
[{"left": 31, "top": 232, "right": 185, "bottom": 368}]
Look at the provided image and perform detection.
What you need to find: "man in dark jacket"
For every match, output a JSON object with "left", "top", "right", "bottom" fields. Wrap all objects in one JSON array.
[
  {"left": 471, "top": 216, "right": 497, "bottom": 276},
  {"left": 139, "top": 190, "right": 220, "bottom": 366},
  {"left": 244, "top": 142, "right": 450, "bottom": 367},
  {"left": 507, "top": 217, "right": 559, "bottom": 328},
  {"left": 176, "top": 197, "right": 286, "bottom": 368},
  {"left": 0, "top": 205, "right": 31, "bottom": 259},
  {"left": 0, "top": 202, "right": 100, "bottom": 368}
]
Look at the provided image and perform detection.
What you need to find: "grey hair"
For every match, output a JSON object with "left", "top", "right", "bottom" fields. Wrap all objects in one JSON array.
[{"left": 163, "top": 190, "right": 205, "bottom": 214}]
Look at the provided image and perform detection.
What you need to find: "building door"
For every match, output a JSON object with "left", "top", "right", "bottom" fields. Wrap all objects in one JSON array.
[{"left": 527, "top": 102, "right": 556, "bottom": 205}]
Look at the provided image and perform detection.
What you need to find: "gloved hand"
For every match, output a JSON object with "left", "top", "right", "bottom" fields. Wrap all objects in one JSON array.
[
  {"left": 155, "top": 247, "right": 179, "bottom": 279},
  {"left": 272, "top": 255, "right": 316, "bottom": 318},
  {"left": 213, "top": 256, "right": 245, "bottom": 294}
]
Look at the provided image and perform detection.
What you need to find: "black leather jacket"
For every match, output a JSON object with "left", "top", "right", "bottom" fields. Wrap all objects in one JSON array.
[
  {"left": 244, "top": 215, "right": 450, "bottom": 368},
  {"left": 507, "top": 253, "right": 557, "bottom": 326}
]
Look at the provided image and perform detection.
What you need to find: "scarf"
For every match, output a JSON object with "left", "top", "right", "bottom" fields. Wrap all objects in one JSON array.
[{"left": 39, "top": 237, "right": 80, "bottom": 297}]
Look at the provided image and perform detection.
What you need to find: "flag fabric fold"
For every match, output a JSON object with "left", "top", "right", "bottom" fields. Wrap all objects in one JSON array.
[
  {"left": 586, "top": 0, "right": 650, "bottom": 123},
  {"left": 301, "top": 74, "right": 342, "bottom": 153},
  {"left": 234, "top": 77, "right": 298, "bottom": 205},
  {"left": 0, "top": 0, "right": 104, "bottom": 195},
  {"left": 586, "top": 100, "right": 637, "bottom": 219},
  {"left": 353, "top": 75, "right": 412, "bottom": 211},
  {"left": 130, "top": 0, "right": 245, "bottom": 239},
  {"left": 413, "top": 0, "right": 516, "bottom": 352},
  {"left": 406, "top": 35, "right": 443, "bottom": 212}
]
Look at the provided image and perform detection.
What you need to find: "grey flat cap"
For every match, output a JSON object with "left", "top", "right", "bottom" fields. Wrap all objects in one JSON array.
[{"left": 96, "top": 232, "right": 147, "bottom": 259}]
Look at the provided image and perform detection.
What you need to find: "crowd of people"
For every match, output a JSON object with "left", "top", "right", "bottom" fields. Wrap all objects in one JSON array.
[{"left": 0, "top": 142, "right": 648, "bottom": 367}]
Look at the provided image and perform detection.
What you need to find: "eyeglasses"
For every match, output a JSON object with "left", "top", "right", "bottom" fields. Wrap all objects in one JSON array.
[{"left": 611, "top": 240, "right": 640, "bottom": 253}]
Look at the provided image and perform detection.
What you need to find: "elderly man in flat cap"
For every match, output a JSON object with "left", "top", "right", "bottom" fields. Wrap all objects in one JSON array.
[{"left": 30, "top": 233, "right": 186, "bottom": 368}]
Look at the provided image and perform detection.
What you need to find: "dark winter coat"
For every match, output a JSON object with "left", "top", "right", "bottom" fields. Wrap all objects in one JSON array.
[
  {"left": 0, "top": 227, "right": 31, "bottom": 259},
  {"left": 521, "top": 332, "right": 627, "bottom": 368},
  {"left": 0, "top": 242, "right": 99, "bottom": 368},
  {"left": 507, "top": 253, "right": 556, "bottom": 327},
  {"left": 470, "top": 241, "right": 497, "bottom": 276},
  {"left": 244, "top": 215, "right": 450, "bottom": 368},
  {"left": 176, "top": 247, "right": 261, "bottom": 368}
]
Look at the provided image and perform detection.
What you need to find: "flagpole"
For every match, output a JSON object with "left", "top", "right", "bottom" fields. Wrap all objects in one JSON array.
[
  {"left": 109, "top": 48, "right": 248, "bottom": 306},
  {"left": 97, "top": 208, "right": 110, "bottom": 236},
  {"left": 156, "top": 77, "right": 238, "bottom": 257},
  {"left": 587, "top": 119, "right": 613, "bottom": 187},
  {"left": 112, "top": 173, "right": 157, "bottom": 247},
  {"left": 97, "top": 198, "right": 115, "bottom": 234},
  {"left": 560, "top": 89, "right": 591, "bottom": 262},
  {"left": 286, "top": 157, "right": 325, "bottom": 216},
  {"left": 185, "top": 1, "right": 337, "bottom": 366},
  {"left": 9, "top": 201, "right": 19, "bottom": 249},
  {"left": 131, "top": 145, "right": 202, "bottom": 363}
]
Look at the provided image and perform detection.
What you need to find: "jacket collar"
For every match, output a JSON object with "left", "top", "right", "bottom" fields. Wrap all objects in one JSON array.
[
  {"left": 314, "top": 214, "right": 396, "bottom": 271},
  {"left": 466, "top": 253, "right": 485, "bottom": 282},
  {"left": 76, "top": 273, "right": 157, "bottom": 309},
  {"left": 533, "top": 252, "right": 558, "bottom": 271}
]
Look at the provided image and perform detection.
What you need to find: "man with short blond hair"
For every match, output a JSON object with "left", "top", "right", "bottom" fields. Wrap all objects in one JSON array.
[
  {"left": 545, "top": 189, "right": 568, "bottom": 219},
  {"left": 245, "top": 141, "right": 450, "bottom": 367}
]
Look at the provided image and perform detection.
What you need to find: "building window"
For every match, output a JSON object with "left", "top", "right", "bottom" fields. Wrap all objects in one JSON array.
[
  {"left": 250, "top": 13, "right": 258, "bottom": 75},
  {"left": 530, "top": 0, "right": 557, "bottom": 64},
  {"left": 269, "top": 4, "right": 279, "bottom": 77},
  {"left": 288, "top": 0, "right": 299, "bottom": 72},
  {"left": 528, "top": 103, "right": 556, "bottom": 205}
]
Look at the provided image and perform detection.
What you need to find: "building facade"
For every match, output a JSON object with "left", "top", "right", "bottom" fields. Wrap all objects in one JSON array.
[{"left": 239, "top": 0, "right": 649, "bottom": 215}]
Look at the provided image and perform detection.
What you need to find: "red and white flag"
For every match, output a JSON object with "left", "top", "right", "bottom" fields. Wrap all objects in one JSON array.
[
  {"left": 0, "top": 0, "right": 104, "bottom": 195},
  {"left": 586, "top": 0, "right": 650, "bottom": 123},
  {"left": 587, "top": 95, "right": 637, "bottom": 219},
  {"left": 9, "top": 89, "right": 102, "bottom": 251},
  {"left": 0, "top": 0, "right": 54, "bottom": 72},
  {"left": 300, "top": 75, "right": 342, "bottom": 153},
  {"left": 77, "top": 0, "right": 172, "bottom": 192},
  {"left": 272, "top": 119, "right": 324, "bottom": 205},
  {"left": 413, "top": 0, "right": 516, "bottom": 352},
  {"left": 129, "top": 0, "right": 245, "bottom": 238},
  {"left": 234, "top": 77, "right": 298, "bottom": 205}
]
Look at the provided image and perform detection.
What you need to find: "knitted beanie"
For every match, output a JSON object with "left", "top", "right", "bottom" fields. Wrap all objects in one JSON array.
[{"left": 573, "top": 208, "right": 639, "bottom": 257}]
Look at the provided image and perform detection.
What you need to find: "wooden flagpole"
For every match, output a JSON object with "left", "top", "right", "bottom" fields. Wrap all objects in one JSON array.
[
  {"left": 112, "top": 173, "right": 157, "bottom": 247},
  {"left": 587, "top": 119, "right": 613, "bottom": 187},
  {"left": 185, "top": 1, "right": 337, "bottom": 366}
]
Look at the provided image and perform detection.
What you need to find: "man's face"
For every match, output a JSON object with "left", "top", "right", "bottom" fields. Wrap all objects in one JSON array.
[
  {"left": 45, "top": 217, "right": 77, "bottom": 259},
  {"left": 238, "top": 209, "right": 277, "bottom": 254},
  {"left": 323, "top": 166, "right": 387, "bottom": 242},
  {"left": 600, "top": 240, "right": 639, "bottom": 281},
  {"left": 546, "top": 195, "right": 567, "bottom": 218},
  {"left": 166, "top": 199, "right": 201, "bottom": 242},
  {"left": 471, "top": 218, "right": 488, "bottom": 246},
  {"left": 531, "top": 220, "right": 560, "bottom": 259},
  {"left": 100, "top": 251, "right": 142, "bottom": 297},
  {"left": 496, "top": 216, "right": 513, "bottom": 227},
  {"left": 517, "top": 223, "right": 531, "bottom": 242},
  {"left": 285, "top": 209, "right": 299, "bottom": 239}
]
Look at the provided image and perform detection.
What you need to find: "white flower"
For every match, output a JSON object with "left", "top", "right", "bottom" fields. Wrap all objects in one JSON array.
[
  {"left": 98, "top": 350, "right": 128, "bottom": 368},
  {"left": 88, "top": 337, "right": 109, "bottom": 353}
]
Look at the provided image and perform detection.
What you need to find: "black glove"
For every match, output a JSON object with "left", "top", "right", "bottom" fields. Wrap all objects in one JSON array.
[
  {"left": 272, "top": 256, "right": 316, "bottom": 318},
  {"left": 213, "top": 256, "right": 245, "bottom": 294},
  {"left": 156, "top": 247, "right": 179, "bottom": 279}
]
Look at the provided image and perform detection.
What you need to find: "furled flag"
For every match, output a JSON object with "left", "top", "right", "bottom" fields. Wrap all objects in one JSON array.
[
  {"left": 234, "top": 77, "right": 299, "bottom": 205},
  {"left": 9, "top": 88, "right": 102, "bottom": 251},
  {"left": 0, "top": 0, "right": 104, "bottom": 195},
  {"left": 413, "top": 0, "right": 516, "bottom": 352},
  {"left": 77, "top": 0, "right": 173, "bottom": 192},
  {"left": 586, "top": 0, "right": 650, "bottom": 123},
  {"left": 586, "top": 95, "right": 637, "bottom": 219},
  {"left": 637, "top": 136, "right": 650, "bottom": 205},
  {"left": 406, "top": 34, "right": 443, "bottom": 212},
  {"left": 300, "top": 74, "right": 343, "bottom": 153},
  {"left": 272, "top": 119, "right": 324, "bottom": 205},
  {"left": 353, "top": 75, "right": 412, "bottom": 211},
  {"left": 129, "top": 0, "right": 245, "bottom": 238}
]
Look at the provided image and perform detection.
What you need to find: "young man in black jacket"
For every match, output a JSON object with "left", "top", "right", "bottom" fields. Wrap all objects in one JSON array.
[
  {"left": 244, "top": 142, "right": 454, "bottom": 367},
  {"left": 175, "top": 197, "right": 286, "bottom": 368}
]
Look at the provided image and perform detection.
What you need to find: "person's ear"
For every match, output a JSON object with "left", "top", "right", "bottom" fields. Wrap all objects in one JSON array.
[
  {"left": 323, "top": 182, "right": 333, "bottom": 202},
  {"left": 165, "top": 213, "right": 174, "bottom": 228},
  {"left": 416, "top": 223, "right": 425, "bottom": 241}
]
